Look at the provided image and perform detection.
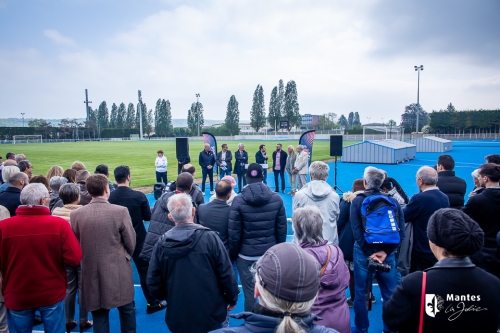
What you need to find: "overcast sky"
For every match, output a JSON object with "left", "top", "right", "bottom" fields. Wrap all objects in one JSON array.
[{"left": 0, "top": 0, "right": 498, "bottom": 123}]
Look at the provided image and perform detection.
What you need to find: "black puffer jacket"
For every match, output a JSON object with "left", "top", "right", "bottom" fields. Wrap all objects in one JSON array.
[
  {"left": 228, "top": 182, "right": 287, "bottom": 261},
  {"left": 436, "top": 171, "right": 467, "bottom": 209},
  {"left": 139, "top": 191, "right": 176, "bottom": 261}
]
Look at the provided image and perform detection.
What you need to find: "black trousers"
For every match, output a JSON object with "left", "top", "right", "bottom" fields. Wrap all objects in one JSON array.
[
  {"left": 201, "top": 168, "right": 214, "bottom": 192},
  {"left": 273, "top": 169, "right": 285, "bottom": 191},
  {"left": 92, "top": 301, "right": 136, "bottom": 333},
  {"left": 132, "top": 252, "right": 156, "bottom": 305}
]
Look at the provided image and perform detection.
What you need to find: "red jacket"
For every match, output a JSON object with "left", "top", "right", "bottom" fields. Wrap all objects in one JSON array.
[{"left": 0, "top": 205, "right": 82, "bottom": 310}]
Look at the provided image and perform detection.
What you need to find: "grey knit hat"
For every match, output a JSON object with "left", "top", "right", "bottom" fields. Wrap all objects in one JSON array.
[
  {"left": 427, "top": 208, "right": 484, "bottom": 256},
  {"left": 256, "top": 243, "right": 320, "bottom": 302}
]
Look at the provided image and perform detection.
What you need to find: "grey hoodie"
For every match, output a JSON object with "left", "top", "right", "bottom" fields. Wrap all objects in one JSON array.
[{"left": 293, "top": 180, "right": 340, "bottom": 245}]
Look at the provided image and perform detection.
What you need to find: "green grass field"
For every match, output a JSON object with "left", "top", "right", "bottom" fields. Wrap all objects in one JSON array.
[{"left": 2, "top": 140, "right": 354, "bottom": 188}]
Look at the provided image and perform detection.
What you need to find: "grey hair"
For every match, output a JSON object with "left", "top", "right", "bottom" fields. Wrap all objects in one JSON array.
[
  {"left": 471, "top": 169, "right": 480, "bottom": 179},
  {"left": 167, "top": 193, "right": 193, "bottom": 223},
  {"left": 292, "top": 206, "right": 324, "bottom": 246},
  {"left": 0, "top": 206, "right": 9, "bottom": 220},
  {"left": 296, "top": 145, "right": 304, "bottom": 149},
  {"left": 2, "top": 166, "right": 20, "bottom": 182},
  {"left": 238, "top": 143, "right": 244, "bottom": 148},
  {"left": 15, "top": 154, "right": 26, "bottom": 164},
  {"left": 417, "top": 166, "right": 438, "bottom": 185},
  {"left": 309, "top": 161, "right": 329, "bottom": 181},
  {"left": 288, "top": 145, "right": 294, "bottom": 150},
  {"left": 363, "top": 166, "right": 385, "bottom": 189},
  {"left": 20, "top": 183, "right": 49, "bottom": 205},
  {"left": 50, "top": 176, "right": 68, "bottom": 193}
]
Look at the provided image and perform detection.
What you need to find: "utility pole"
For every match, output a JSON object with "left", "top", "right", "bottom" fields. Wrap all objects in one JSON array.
[
  {"left": 138, "top": 90, "right": 143, "bottom": 140},
  {"left": 196, "top": 93, "right": 201, "bottom": 137},
  {"left": 20, "top": 113, "right": 25, "bottom": 127},
  {"left": 83, "top": 89, "right": 92, "bottom": 122},
  {"left": 414, "top": 65, "right": 424, "bottom": 134}
]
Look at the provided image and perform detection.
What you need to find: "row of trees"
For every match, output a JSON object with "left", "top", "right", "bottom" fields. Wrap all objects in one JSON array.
[
  {"left": 250, "top": 80, "right": 301, "bottom": 132},
  {"left": 428, "top": 104, "right": 500, "bottom": 133}
]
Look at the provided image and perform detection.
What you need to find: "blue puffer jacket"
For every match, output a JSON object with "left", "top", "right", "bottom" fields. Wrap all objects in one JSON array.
[
  {"left": 210, "top": 311, "right": 339, "bottom": 333},
  {"left": 228, "top": 182, "right": 287, "bottom": 261}
]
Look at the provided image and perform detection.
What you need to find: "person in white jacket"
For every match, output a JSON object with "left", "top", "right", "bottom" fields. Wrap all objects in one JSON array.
[
  {"left": 293, "top": 161, "right": 340, "bottom": 245},
  {"left": 155, "top": 150, "right": 168, "bottom": 183},
  {"left": 293, "top": 145, "right": 309, "bottom": 190}
]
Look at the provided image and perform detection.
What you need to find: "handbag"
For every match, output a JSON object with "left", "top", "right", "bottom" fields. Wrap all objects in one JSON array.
[
  {"left": 320, "top": 245, "right": 332, "bottom": 276},
  {"left": 418, "top": 271, "right": 427, "bottom": 333}
]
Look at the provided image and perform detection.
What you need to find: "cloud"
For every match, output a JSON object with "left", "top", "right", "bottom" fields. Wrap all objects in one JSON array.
[
  {"left": 43, "top": 29, "right": 77, "bottom": 47},
  {"left": 0, "top": 1, "right": 498, "bottom": 121}
]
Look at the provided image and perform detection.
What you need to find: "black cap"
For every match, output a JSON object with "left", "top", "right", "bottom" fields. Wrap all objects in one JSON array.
[
  {"left": 256, "top": 243, "right": 320, "bottom": 302},
  {"left": 245, "top": 163, "right": 263, "bottom": 184},
  {"left": 427, "top": 208, "right": 484, "bottom": 256}
]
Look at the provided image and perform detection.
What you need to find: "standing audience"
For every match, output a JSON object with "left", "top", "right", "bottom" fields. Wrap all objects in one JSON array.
[
  {"left": 350, "top": 166, "right": 404, "bottom": 333},
  {"left": 0, "top": 183, "right": 82, "bottom": 333},
  {"left": 293, "top": 161, "right": 340, "bottom": 245},
  {"left": 212, "top": 242, "right": 340, "bottom": 333},
  {"left": 0, "top": 172, "right": 28, "bottom": 217},
  {"left": 462, "top": 163, "right": 500, "bottom": 277},
  {"left": 14, "top": 154, "right": 26, "bottom": 165},
  {"left": 51, "top": 183, "right": 93, "bottom": 332},
  {"left": 0, "top": 207, "right": 9, "bottom": 333},
  {"left": 403, "top": 166, "right": 450, "bottom": 272},
  {"left": 216, "top": 144, "right": 232, "bottom": 178},
  {"left": 48, "top": 176, "right": 67, "bottom": 211},
  {"left": 228, "top": 164, "right": 287, "bottom": 311},
  {"left": 71, "top": 161, "right": 86, "bottom": 171},
  {"left": 76, "top": 170, "right": 92, "bottom": 205},
  {"left": 63, "top": 168, "right": 77, "bottom": 183},
  {"left": 337, "top": 179, "right": 365, "bottom": 307},
  {"left": 29, "top": 175, "right": 50, "bottom": 191},
  {"left": 293, "top": 207, "right": 350, "bottom": 333},
  {"left": 0, "top": 166, "right": 20, "bottom": 193},
  {"left": 147, "top": 193, "right": 239, "bottom": 333},
  {"left": 71, "top": 174, "right": 136, "bottom": 333},
  {"left": 383, "top": 209, "right": 500, "bottom": 333},
  {"left": 108, "top": 166, "right": 166, "bottom": 314},
  {"left": 94, "top": 164, "right": 116, "bottom": 192},
  {"left": 436, "top": 154, "right": 467, "bottom": 208},
  {"left": 17, "top": 160, "right": 33, "bottom": 179},
  {"left": 46, "top": 165, "right": 64, "bottom": 180},
  {"left": 209, "top": 175, "right": 238, "bottom": 205},
  {"left": 255, "top": 144, "right": 269, "bottom": 185}
]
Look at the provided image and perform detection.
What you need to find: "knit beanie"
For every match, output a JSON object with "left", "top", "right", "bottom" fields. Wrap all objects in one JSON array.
[{"left": 427, "top": 208, "right": 484, "bottom": 256}]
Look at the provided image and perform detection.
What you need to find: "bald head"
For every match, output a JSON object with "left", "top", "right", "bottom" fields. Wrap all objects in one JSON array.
[
  {"left": 3, "top": 160, "right": 17, "bottom": 167},
  {"left": 181, "top": 164, "right": 195, "bottom": 175},
  {"left": 9, "top": 172, "right": 29, "bottom": 190},
  {"left": 416, "top": 166, "right": 438, "bottom": 186},
  {"left": 204, "top": 143, "right": 210, "bottom": 152}
]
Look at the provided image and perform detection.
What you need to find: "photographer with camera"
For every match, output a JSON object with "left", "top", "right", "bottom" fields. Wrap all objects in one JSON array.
[{"left": 349, "top": 166, "right": 405, "bottom": 333}]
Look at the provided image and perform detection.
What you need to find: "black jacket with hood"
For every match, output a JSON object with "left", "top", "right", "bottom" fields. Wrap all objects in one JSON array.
[
  {"left": 147, "top": 223, "right": 239, "bottom": 333},
  {"left": 228, "top": 182, "right": 287, "bottom": 261},
  {"left": 462, "top": 186, "right": 500, "bottom": 248},
  {"left": 436, "top": 170, "right": 467, "bottom": 209}
]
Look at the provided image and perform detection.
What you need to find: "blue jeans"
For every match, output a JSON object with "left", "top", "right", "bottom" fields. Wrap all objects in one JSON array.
[
  {"left": 7, "top": 299, "right": 65, "bottom": 333},
  {"left": 156, "top": 171, "right": 167, "bottom": 183},
  {"left": 219, "top": 168, "right": 231, "bottom": 178},
  {"left": 353, "top": 244, "right": 397, "bottom": 333},
  {"left": 262, "top": 168, "right": 267, "bottom": 184}
]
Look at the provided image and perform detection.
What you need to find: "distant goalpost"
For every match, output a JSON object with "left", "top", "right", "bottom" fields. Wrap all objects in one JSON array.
[{"left": 12, "top": 135, "right": 43, "bottom": 144}]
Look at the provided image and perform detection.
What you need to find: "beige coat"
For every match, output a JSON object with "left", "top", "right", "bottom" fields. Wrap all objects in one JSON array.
[
  {"left": 70, "top": 198, "right": 136, "bottom": 311},
  {"left": 52, "top": 204, "right": 82, "bottom": 223},
  {"left": 294, "top": 151, "right": 309, "bottom": 175}
]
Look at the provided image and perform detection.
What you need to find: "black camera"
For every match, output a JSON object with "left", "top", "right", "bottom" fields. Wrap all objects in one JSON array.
[{"left": 367, "top": 258, "right": 391, "bottom": 273}]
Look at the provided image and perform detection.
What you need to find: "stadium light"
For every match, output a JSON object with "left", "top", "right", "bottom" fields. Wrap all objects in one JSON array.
[
  {"left": 21, "top": 113, "right": 25, "bottom": 127},
  {"left": 414, "top": 65, "right": 424, "bottom": 134},
  {"left": 196, "top": 93, "right": 201, "bottom": 137}
]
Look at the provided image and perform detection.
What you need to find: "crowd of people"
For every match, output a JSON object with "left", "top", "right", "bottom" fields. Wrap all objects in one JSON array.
[{"left": 0, "top": 147, "right": 499, "bottom": 333}]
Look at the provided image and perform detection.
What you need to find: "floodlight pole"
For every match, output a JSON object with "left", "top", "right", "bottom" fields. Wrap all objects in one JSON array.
[
  {"left": 21, "top": 113, "right": 25, "bottom": 127},
  {"left": 414, "top": 65, "right": 424, "bottom": 134},
  {"left": 196, "top": 93, "right": 201, "bottom": 137},
  {"left": 84, "top": 89, "right": 92, "bottom": 122},
  {"left": 138, "top": 90, "right": 143, "bottom": 140}
]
